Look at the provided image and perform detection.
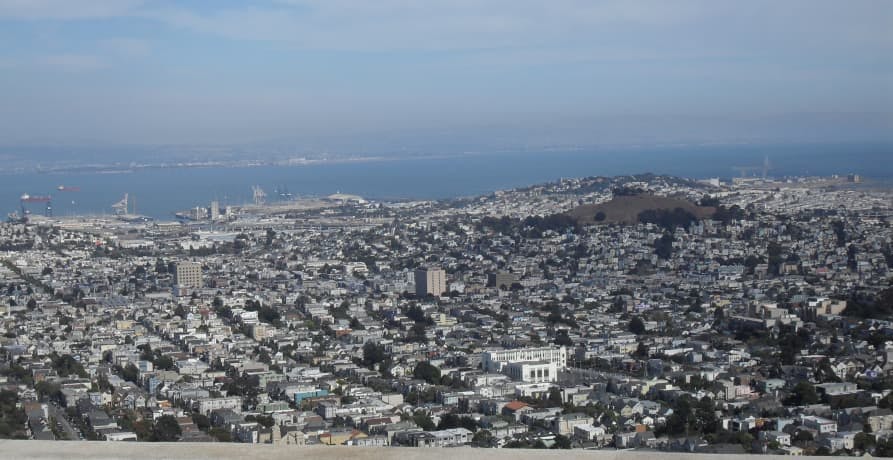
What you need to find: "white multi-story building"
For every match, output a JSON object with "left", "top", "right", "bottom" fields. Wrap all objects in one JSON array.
[
  {"left": 481, "top": 346, "right": 567, "bottom": 375},
  {"left": 505, "top": 361, "right": 557, "bottom": 383},
  {"left": 195, "top": 396, "right": 243, "bottom": 414}
]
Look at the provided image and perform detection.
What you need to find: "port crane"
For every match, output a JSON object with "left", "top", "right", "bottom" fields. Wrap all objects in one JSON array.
[
  {"left": 732, "top": 156, "right": 772, "bottom": 179},
  {"left": 19, "top": 193, "right": 53, "bottom": 217}
]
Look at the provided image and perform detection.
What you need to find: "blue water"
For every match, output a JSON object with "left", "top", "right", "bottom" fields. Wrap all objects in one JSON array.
[{"left": 2, "top": 143, "right": 891, "bottom": 219}]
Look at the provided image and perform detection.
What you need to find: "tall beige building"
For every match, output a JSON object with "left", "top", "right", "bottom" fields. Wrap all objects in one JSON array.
[
  {"left": 414, "top": 267, "right": 446, "bottom": 297},
  {"left": 174, "top": 261, "right": 203, "bottom": 288}
]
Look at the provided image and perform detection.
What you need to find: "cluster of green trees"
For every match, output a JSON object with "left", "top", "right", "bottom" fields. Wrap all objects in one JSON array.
[
  {"left": 505, "top": 434, "right": 572, "bottom": 449},
  {"left": 243, "top": 299, "right": 282, "bottom": 326},
  {"left": 403, "top": 305, "right": 433, "bottom": 344},
  {"left": 476, "top": 214, "right": 578, "bottom": 238},
  {"left": 613, "top": 186, "right": 646, "bottom": 197},
  {"left": 360, "top": 342, "right": 390, "bottom": 371},
  {"left": 711, "top": 204, "right": 748, "bottom": 223},
  {"left": 653, "top": 233, "right": 675, "bottom": 260},
  {"left": 638, "top": 207, "right": 698, "bottom": 231},
  {"left": 0, "top": 390, "right": 27, "bottom": 439},
  {"left": 50, "top": 353, "right": 88, "bottom": 378},
  {"left": 519, "top": 214, "right": 579, "bottom": 238},
  {"left": 138, "top": 345, "right": 175, "bottom": 371},
  {"left": 129, "top": 414, "right": 181, "bottom": 442},
  {"left": 845, "top": 284, "right": 893, "bottom": 319},
  {"left": 543, "top": 303, "right": 578, "bottom": 329},
  {"left": 628, "top": 316, "right": 646, "bottom": 335},
  {"left": 784, "top": 382, "right": 819, "bottom": 406},
  {"left": 656, "top": 395, "right": 718, "bottom": 436},
  {"left": 220, "top": 371, "right": 261, "bottom": 409},
  {"left": 412, "top": 361, "right": 441, "bottom": 385}
]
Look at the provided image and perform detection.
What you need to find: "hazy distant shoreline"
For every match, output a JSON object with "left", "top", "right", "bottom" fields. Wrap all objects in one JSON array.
[
  {"left": 1, "top": 141, "right": 890, "bottom": 177},
  {"left": 1, "top": 143, "right": 891, "bottom": 219}
]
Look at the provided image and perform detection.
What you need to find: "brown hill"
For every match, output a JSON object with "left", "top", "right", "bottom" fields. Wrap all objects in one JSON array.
[{"left": 567, "top": 194, "right": 715, "bottom": 225}]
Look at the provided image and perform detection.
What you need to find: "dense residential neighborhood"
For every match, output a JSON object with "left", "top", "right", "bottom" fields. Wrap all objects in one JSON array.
[{"left": 1, "top": 173, "right": 893, "bottom": 456}]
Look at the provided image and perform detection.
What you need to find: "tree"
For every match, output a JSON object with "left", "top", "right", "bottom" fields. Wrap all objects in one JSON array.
[
  {"left": 634, "top": 342, "right": 649, "bottom": 358},
  {"left": 120, "top": 363, "right": 140, "bottom": 383},
  {"left": 664, "top": 396, "right": 693, "bottom": 435},
  {"left": 412, "top": 411, "right": 435, "bottom": 431},
  {"left": 0, "top": 390, "right": 28, "bottom": 439},
  {"left": 51, "top": 353, "right": 88, "bottom": 378},
  {"left": 349, "top": 317, "right": 365, "bottom": 330},
  {"left": 361, "top": 342, "right": 388, "bottom": 369},
  {"left": 639, "top": 208, "right": 697, "bottom": 231},
  {"left": 155, "top": 258, "right": 168, "bottom": 274},
  {"left": 653, "top": 232, "right": 675, "bottom": 259},
  {"left": 793, "top": 430, "right": 813, "bottom": 443},
  {"left": 471, "top": 429, "right": 494, "bottom": 447},
  {"left": 552, "top": 434, "right": 572, "bottom": 449},
  {"left": 413, "top": 361, "right": 441, "bottom": 384},
  {"left": 152, "top": 415, "right": 182, "bottom": 442},
  {"left": 548, "top": 387, "right": 563, "bottom": 407},
  {"left": 34, "top": 381, "right": 62, "bottom": 402},
  {"left": 629, "top": 316, "right": 646, "bottom": 335},
  {"left": 245, "top": 414, "right": 275, "bottom": 428},
  {"left": 437, "top": 413, "right": 461, "bottom": 430},
  {"left": 854, "top": 432, "right": 875, "bottom": 452},
  {"left": 694, "top": 396, "right": 718, "bottom": 434},
  {"left": 191, "top": 413, "right": 210, "bottom": 431},
  {"left": 554, "top": 330, "right": 573, "bottom": 347},
  {"left": 209, "top": 427, "right": 231, "bottom": 442},
  {"left": 785, "top": 382, "right": 819, "bottom": 406},
  {"left": 767, "top": 242, "right": 784, "bottom": 276}
]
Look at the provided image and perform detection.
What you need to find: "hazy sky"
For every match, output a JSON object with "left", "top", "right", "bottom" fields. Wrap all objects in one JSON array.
[{"left": 0, "top": 0, "right": 891, "bottom": 149}]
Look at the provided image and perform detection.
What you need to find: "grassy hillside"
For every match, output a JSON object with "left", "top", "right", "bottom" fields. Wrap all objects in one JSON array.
[{"left": 567, "top": 194, "right": 715, "bottom": 225}]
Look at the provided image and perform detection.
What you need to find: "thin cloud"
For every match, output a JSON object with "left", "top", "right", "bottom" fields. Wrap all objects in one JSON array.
[
  {"left": 100, "top": 37, "right": 152, "bottom": 57},
  {"left": 145, "top": 0, "right": 892, "bottom": 53},
  {"left": 0, "top": 0, "right": 144, "bottom": 20},
  {"left": 38, "top": 54, "right": 106, "bottom": 72}
]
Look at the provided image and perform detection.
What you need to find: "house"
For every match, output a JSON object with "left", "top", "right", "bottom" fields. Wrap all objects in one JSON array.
[
  {"left": 573, "top": 424, "right": 607, "bottom": 444},
  {"left": 319, "top": 428, "right": 367, "bottom": 445},
  {"left": 801, "top": 415, "right": 837, "bottom": 434},
  {"left": 759, "top": 430, "right": 791, "bottom": 446},
  {"left": 398, "top": 428, "right": 472, "bottom": 447},
  {"left": 551, "top": 413, "right": 594, "bottom": 436},
  {"left": 502, "top": 400, "right": 532, "bottom": 421},
  {"left": 613, "top": 431, "right": 637, "bottom": 448},
  {"left": 867, "top": 408, "right": 893, "bottom": 432}
]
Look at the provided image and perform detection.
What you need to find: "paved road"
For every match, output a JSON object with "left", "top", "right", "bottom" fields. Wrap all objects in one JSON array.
[{"left": 48, "top": 403, "right": 80, "bottom": 441}]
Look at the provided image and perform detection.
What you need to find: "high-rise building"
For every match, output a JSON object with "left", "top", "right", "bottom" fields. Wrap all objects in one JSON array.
[
  {"left": 210, "top": 200, "right": 220, "bottom": 220},
  {"left": 414, "top": 267, "right": 446, "bottom": 297},
  {"left": 174, "top": 261, "right": 203, "bottom": 288}
]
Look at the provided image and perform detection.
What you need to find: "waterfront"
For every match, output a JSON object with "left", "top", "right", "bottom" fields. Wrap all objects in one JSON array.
[{"left": 2, "top": 143, "right": 891, "bottom": 219}]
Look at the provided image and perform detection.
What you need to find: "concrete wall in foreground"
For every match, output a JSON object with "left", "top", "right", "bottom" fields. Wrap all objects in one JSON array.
[{"left": 0, "top": 440, "right": 808, "bottom": 460}]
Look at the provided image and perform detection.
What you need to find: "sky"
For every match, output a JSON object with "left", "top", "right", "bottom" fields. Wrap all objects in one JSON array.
[{"left": 0, "top": 0, "right": 891, "bottom": 151}]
